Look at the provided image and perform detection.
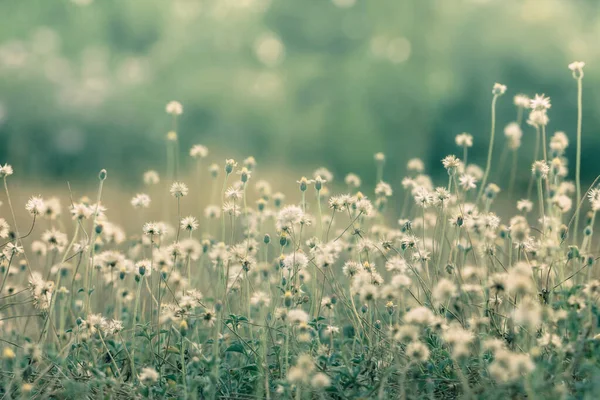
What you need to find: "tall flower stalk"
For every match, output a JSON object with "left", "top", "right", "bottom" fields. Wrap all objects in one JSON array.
[
  {"left": 569, "top": 61, "right": 585, "bottom": 244},
  {"left": 477, "top": 83, "right": 506, "bottom": 203}
]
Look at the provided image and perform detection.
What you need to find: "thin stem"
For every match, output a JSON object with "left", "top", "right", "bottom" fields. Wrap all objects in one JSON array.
[
  {"left": 574, "top": 77, "right": 583, "bottom": 244},
  {"left": 477, "top": 94, "right": 499, "bottom": 203}
]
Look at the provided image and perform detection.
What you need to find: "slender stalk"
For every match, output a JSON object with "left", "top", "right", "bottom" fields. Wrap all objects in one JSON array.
[
  {"left": 130, "top": 276, "right": 143, "bottom": 380},
  {"left": 574, "top": 76, "right": 583, "bottom": 244},
  {"left": 477, "top": 94, "right": 499, "bottom": 203}
]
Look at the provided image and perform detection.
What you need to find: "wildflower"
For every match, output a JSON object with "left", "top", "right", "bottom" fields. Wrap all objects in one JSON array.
[
  {"left": 405, "top": 341, "right": 430, "bottom": 363},
  {"left": 356, "top": 198, "right": 374, "bottom": 216},
  {"left": 131, "top": 193, "right": 151, "bottom": 209},
  {"left": 170, "top": 182, "right": 189, "bottom": 198},
  {"left": 25, "top": 196, "right": 46, "bottom": 216},
  {"left": 492, "top": 83, "right": 507, "bottom": 96},
  {"left": 432, "top": 187, "right": 451, "bottom": 205},
  {"left": 483, "top": 183, "right": 501, "bottom": 200},
  {"left": 2, "top": 347, "right": 15, "bottom": 360},
  {"left": 276, "top": 205, "right": 304, "bottom": 232},
  {"left": 181, "top": 216, "right": 199, "bottom": 232},
  {"left": 204, "top": 205, "right": 221, "bottom": 219},
  {"left": 139, "top": 367, "right": 160, "bottom": 385},
  {"left": 297, "top": 176, "right": 312, "bottom": 192},
  {"left": 250, "top": 291, "right": 271, "bottom": 307},
  {"left": 413, "top": 187, "right": 432, "bottom": 207},
  {"left": 516, "top": 199, "right": 533, "bottom": 213},
  {"left": 282, "top": 252, "right": 309, "bottom": 270},
  {"left": 550, "top": 131, "right": 569, "bottom": 155},
  {"left": 236, "top": 167, "right": 251, "bottom": 183},
  {"left": 0, "top": 164, "right": 13, "bottom": 178},
  {"left": 222, "top": 202, "right": 241, "bottom": 217},
  {"left": 244, "top": 156, "right": 257, "bottom": 170},
  {"left": 374, "top": 152, "right": 385, "bottom": 163},
  {"left": 407, "top": 158, "right": 424, "bottom": 173},
  {"left": 504, "top": 122, "right": 522, "bottom": 150},
  {"left": 143, "top": 170, "right": 160, "bottom": 185},
  {"left": 455, "top": 133, "right": 473, "bottom": 148},
  {"left": 209, "top": 163, "right": 219, "bottom": 178},
  {"left": 143, "top": 222, "right": 163, "bottom": 237},
  {"left": 432, "top": 278, "right": 457, "bottom": 306},
  {"left": 459, "top": 174, "right": 477, "bottom": 191},
  {"left": 404, "top": 307, "right": 435, "bottom": 326},
  {"left": 588, "top": 189, "right": 600, "bottom": 211},
  {"left": 568, "top": 61, "right": 585, "bottom": 78},
  {"left": 345, "top": 173, "right": 361, "bottom": 188},
  {"left": 311, "top": 373, "right": 331, "bottom": 389},
  {"left": 42, "top": 228, "right": 68, "bottom": 251},
  {"left": 527, "top": 110, "right": 549, "bottom": 127},
  {"left": 513, "top": 94, "right": 530, "bottom": 108},
  {"left": 313, "top": 167, "right": 333, "bottom": 183},
  {"left": 324, "top": 325, "right": 339, "bottom": 336},
  {"left": 532, "top": 161, "right": 549, "bottom": 179},
  {"left": 43, "top": 197, "right": 61, "bottom": 220},
  {"left": 375, "top": 181, "right": 393, "bottom": 197},
  {"left": 288, "top": 309, "right": 309, "bottom": 324},
  {"left": 225, "top": 186, "right": 243, "bottom": 200},
  {"left": 165, "top": 100, "right": 183, "bottom": 115},
  {"left": 513, "top": 297, "right": 542, "bottom": 330},
  {"left": 202, "top": 309, "right": 217, "bottom": 326},
  {"left": 530, "top": 94, "right": 551, "bottom": 111},
  {"left": 224, "top": 159, "right": 237, "bottom": 174},
  {"left": 0, "top": 218, "right": 10, "bottom": 239},
  {"left": 190, "top": 144, "right": 208, "bottom": 158}
]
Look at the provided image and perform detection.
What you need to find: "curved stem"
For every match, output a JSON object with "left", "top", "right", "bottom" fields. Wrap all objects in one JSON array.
[{"left": 477, "top": 94, "right": 499, "bottom": 203}]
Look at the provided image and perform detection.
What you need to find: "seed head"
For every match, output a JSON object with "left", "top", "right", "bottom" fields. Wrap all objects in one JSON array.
[
  {"left": 492, "top": 83, "right": 507, "bottom": 96},
  {"left": 531, "top": 161, "right": 550, "bottom": 179},
  {"left": 170, "top": 182, "right": 189, "bottom": 198},
  {"left": 165, "top": 100, "right": 183, "bottom": 115},
  {"left": 0, "top": 164, "right": 13, "bottom": 178},
  {"left": 190, "top": 145, "right": 208, "bottom": 159}
]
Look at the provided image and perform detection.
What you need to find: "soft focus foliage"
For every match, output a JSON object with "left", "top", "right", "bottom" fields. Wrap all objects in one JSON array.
[{"left": 1, "top": 0, "right": 600, "bottom": 186}]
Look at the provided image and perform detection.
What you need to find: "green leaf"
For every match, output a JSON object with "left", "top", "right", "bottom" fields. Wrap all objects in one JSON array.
[
  {"left": 225, "top": 343, "right": 245, "bottom": 354},
  {"left": 241, "top": 364, "right": 259, "bottom": 372}
]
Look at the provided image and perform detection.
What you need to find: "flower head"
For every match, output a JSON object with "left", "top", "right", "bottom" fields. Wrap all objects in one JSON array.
[
  {"left": 190, "top": 145, "right": 208, "bottom": 159},
  {"left": 0, "top": 164, "right": 13, "bottom": 178},
  {"left": 165, "top": 101, "right": 183, "bottom": 115},
  {"left": 568, "top": 61, "right": 585, "bottom": 78},
  {"left": 170, "top": 182, "right": 189, "bottom": 198},
  {"left": 492, "top": 83, "right": 507, "bottom": 96}
]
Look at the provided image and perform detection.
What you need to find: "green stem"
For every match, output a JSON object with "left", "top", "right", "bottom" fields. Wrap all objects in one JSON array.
[
  {"left": 574, "top": 77, "right": 583, "bottom": 244},
  {"left": 477, "top": 94, "right": 499, "bottom": 203}
]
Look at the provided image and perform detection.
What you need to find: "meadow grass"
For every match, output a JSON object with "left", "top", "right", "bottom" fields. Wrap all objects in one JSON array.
[{"left": 1, "top": 63, "right": 600, "bottom": 399}]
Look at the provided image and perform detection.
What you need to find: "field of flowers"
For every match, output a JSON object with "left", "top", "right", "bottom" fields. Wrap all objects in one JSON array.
[{"left": 1, "top": 62, "right": 600, "bottom": 399}]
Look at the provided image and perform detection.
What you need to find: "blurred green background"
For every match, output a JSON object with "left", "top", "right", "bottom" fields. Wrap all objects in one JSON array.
[{"left": 1, "top": 0, "right": 599, "bottom": 189}]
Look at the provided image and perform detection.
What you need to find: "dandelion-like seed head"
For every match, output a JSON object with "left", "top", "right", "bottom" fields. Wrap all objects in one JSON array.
[
  {"left": 0, "top": 164, "right": 14, "bottom": 178},
  {"left": 165, "top": 100, "right": 183, "bottom": 115},
  {"left": 181, "top": 216, "right": 199, "bottom": 232},
  {"left": 170, "top": 182, "right": 189, "bottom": 198},
  {"left": 25, "top": 196, "right": 46, "bottom": 216},
  {"left": 455, "top": 133, "right": 473, "bottom": 148},
  {"left": 190, "top": 144, "right": 208, "bottom": 159},
  {"left": 513, "top": 94, "right": 530, "bottom": 108},
  {"left": 530, "top": 94, "right": 551, "bottom": 111},
  {"left": 531, "top": 160, "right": 550, "bottom": 179}
]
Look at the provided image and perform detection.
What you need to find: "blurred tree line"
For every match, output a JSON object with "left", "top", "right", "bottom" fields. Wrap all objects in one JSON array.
[{"left": 1, "top": 0, "right": 599, "bottom": 190}]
